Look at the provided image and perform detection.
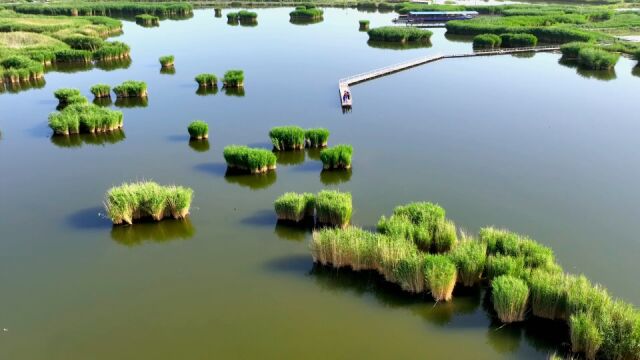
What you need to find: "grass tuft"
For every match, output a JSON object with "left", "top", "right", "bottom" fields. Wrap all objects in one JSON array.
[
  {"left": 320, "top": 144, "right": 353, "bottom": 170},
  {"left": 187, "top": 120, "right": 208, "bottom": 140},
  {"left": 492, "top": 275, "right": 529, "bottom": 323}
]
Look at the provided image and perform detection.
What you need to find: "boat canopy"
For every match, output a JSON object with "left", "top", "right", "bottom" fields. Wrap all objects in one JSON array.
[{"left": 408, "top": 11, "right": 479, "bottom": 15}]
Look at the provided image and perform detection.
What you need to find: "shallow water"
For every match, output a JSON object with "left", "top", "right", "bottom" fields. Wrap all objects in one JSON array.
[{"left": 1, "top": 7, "right": 639, "bottom": 359}]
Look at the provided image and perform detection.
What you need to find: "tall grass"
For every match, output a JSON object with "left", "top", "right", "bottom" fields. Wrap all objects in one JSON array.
[
  {"left": 492, "top": 275, "right": 529, "bottom": 323},
  {"left": 269, "top": 126, "right": 306, "bottom": 151},
  {"left": 359, "top": 19, "right": 370, "bottom": 31},
  {"left": 290, "top": 6, "right": 324, "bottom": 20},
  {"left": 0, "top": 55, "right": 44, "bottom": 83},
  {"left": 187, "top": 120, "right": 208, "bottom": 140},
  {"left": 159, "top": 55, "right": 174, "bottom": 68},
  {"left": 473, "top": 34, "right": 502, "bottom": 49},
  {"left": 368, "top": 26, "right": 433, "bottom": 43},
  {"left": 450, "top": 238, "right": 486, "bottom": 286},
  {"left": 54, "top": 88, "right": 82, "bottom": 105},
  {"left": 423, "top": 254, "right": 457, "bottom": 301},
  {"left": 222, "top": 70, "right": 244, "bottom": 88},
  {"left": 113, "top": 80, "right": 147, "bottom": 98},
  {"left": 274, "top": 192, "right": 315, "bottom": 222},
  {"left": 92, "top": 41, "right": 130, "bottom": 61},
  {"left": 90, "top": 84, "right": 110, "bottom": 98},
  {"left": 500, "top": 33, "right": 538, "bottom": 47},
  {"left": 238, "top": 10, "right": 258, "bottom": 24},
  {"left": 528, "top": 270, "right": 569, "bottom": 320},
  {"left": 577, "top": 47, "right": 619, "bottom": 70},
  {"left": 570, "top": 313, "right": 603, "bottom": 360},
  {"left": 105, "top": 181, "right": 193, "bottom": 225},
  {"left": 305, "top": 128, "right": 330, "bottom": 148},
  {"left": 223, "top": 145, "right": 277, "bottom": 174},
  {"left": 320, "top": 144, "right": 353, "bottom": 170},
  {"left": 135, "top": 14, "right": 160, "bottom": 26},
  {"left": 48, "top": 103, "right": 123, "bottom": 135},
  {"left": 195, "top": 73, "right": 217, "bottom": 88},
  {"left": 315, "top": 190, "right": 352, "bottom": 228},
  {"left": 13, "top": 2, "right": 193, "bottom": 17}
]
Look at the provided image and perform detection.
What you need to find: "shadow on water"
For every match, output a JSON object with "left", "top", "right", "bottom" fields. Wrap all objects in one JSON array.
[
  {"left": 263, "top": 254, "right": 314, "bottom": 274},
  {"left": 189, "top": 139, "right": 210, "bottom": 152},
  {"left": 47, "top": 62, "right": 93, "bottom": 74},
  {"left": 558, "top": 58, "right": 617, "bottom": 81},
  {"left": 194, "top": 162, "right": 227, "bottom": 176},
  {"left": 240, "top": 209, "right": 276, "bottom": 227},
  {"left": 66, "top": 206, "right": 112, "bottom": 230},
  {"left": 95, "top": 58, "right": 132, "bottom": 71},
  {"left": 631, "top": 65, "right": 640, "bottom": 78},
  {"left": 289, "top": 18, "right": 324, "bottom": 26},
  {"left": 320, "top": 169, "right": 352, "bottom": 185},
  {"left": 0, "top": 78, "right": 46, "bottom": 94},
  {"left": 160, "top": 67, "right": 176, "bottom": 75},
  {"left": 224, "top": 87, "right": 245, "bottom": 97},
  {"left": 240, "top": 20, "right": 258, "bottom": 27},
  {"left": 115, "top": 97, "right": 149, "bottom": 108},
  {"left": 224, "top": 168, "right": 277, "bottom": 190},
  {"left": 511, "top": 51, "right": 535, "bottom": 59},
  {"left": 274, "top": 219, "right": 313, "bottom": 241},
  {"left": 276, "top": 150, "right": 305, "bottom": 166},
  {"left": 444, "top": 33, "right": 473, "bottom": 44},
  {"left": 196, "top": 87, "right": 218, "bottom": 96},
  {"left": 367, "top": 40, "right": 432, "bottom": 51},
  {"left": 306, "top": 147, "right": 322, "bottom": 161},
  {"left": 93, "top": 97, "right": 113, "bottom": 107},
  {"left": 50, "top": 130, "right": 126, "bottom": 148},
  {"left": 110, "top": 218, "right": 195, "bottom": 246}
]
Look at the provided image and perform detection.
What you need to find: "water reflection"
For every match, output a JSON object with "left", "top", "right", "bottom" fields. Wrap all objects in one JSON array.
[
  {"left": 444, "top": 33, "right": 472, "bottom": 43},
  {"left": 289, "top": 18, "right": 324, "bottom": 26},
  {"left": 306, "top": 147, "right": 322, "bottom": 161},
  {"left": 224, "top": 168, "right": 277, "bottom": 190},
  {"left": 274, "top": 220, "right": 313, "bottom": 241},
  {"left": 0, "top": 78, "right": 46, "bottom": 94},
  {"left": 160, "top": 66, "right": 176, "bottom": 75},
  {"left": 189, "top": 139, "right": 210, "bottom": 152},
  {"left": 224, "top": 87, "right": 245, "bottom": 97},
  {"left": 50, "top": 129, "right": 126, "bottom": 148},
  {"left": 320, "top": 169, "right": 352, "bottom": 185},
  {"left": 93, "top": 97, "right": 113, "bottom": 107},
  {"left": 196, "top": 86, "right": 218, "bottom": 96},
  {"left": 47, "top": 62, "right": 93, "bottom": 74},
  {"left": 367, "top": 40, "right": 432, "bottom": 51},
  {"left": 276, "top": 150, "right": 305, "bottom": 166},
  {"left": 633, "top": 66, "right": 640, "bottom": 77},
  {"left": 511, "top": 51, "right": 535, "bottom": 59},
  {"left": 95, "top": 58, "right": 132, "bottom": 71},
  {"left": 558, "top": 58, "right": 617, "bottom": 81},
  {"left": 240, "top": 20, "right": 258, "bottom": 27},
  {"left": 110, "top": 218, "right": 195, "bottom": 246},
  {"left": 115, "top": 97, "right": 149, "bottom": 108}
]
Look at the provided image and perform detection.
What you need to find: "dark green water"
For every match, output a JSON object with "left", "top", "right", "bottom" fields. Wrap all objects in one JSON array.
[{"left": 1, "top": 8, "right": 639, "bottom": 359}]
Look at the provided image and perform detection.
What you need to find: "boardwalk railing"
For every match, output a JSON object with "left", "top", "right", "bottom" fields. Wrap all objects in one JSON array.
[{"left": 338, "top": 45, "right": 560, "bottom": 107}]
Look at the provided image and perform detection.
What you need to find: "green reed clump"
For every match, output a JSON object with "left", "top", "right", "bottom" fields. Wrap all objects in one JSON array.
[
  {"left": 500, "top": 33, "right": 538, "bottom": 47},
  {"left": 54, "top": 49, "right": 92, "bottom": 63},
  {"left": 215, "top": 8, "right": 222, "bottom": 17},
  {"left": 450, "top": 238, "right": 486, "bottom": 286},
  {"left": 492, "top": 275, "right": 529, "bottom": 323},
  {"left": 527, "top": 270, "right": 570, "bottom": 320},
  {"left": 393, "top": 252, "right": 425, "bottom": 293},
  {"left": 113, "top": 80, "right": 147, "bottom": 98},
  {"left": 320, "top": 144, "right": 353, "bottom": 170},
  {"left": 570, "top": 313, "right": 603, "bottom": 360},
  {"left": 159, "top": 55, "right": 174, "bottom": 68},
  {"left": 423, "top": 254, "right": 457, "bottom": 301},
  {"left": 305, "top": 128, "right": 330, "bottom": 148},
  {"left": 560, "top": 41, "right": 594, "bottom": 59},
  {"left": 312, "top": 226, "right": 385, "bottom": 271},
  {"left": 48, "top": 103, "right": 123, "bottom": 135},
  {"left": 359, "top": 19, "right": 370, "bottom": 31},
  {"left": 90, "top": 84, "right": 111, "bottom": 98},
  {"left": 480, "top": 227, "right": 555, "bottom": 270},
  {"left": 486, "top": 254, "right": 526, "bottom": 280},
  {"left": 315, "top": 190, "right": 352, "bottom": 228},
  {"left": 223, "top": 145, "right": 277, "bottom": 174},
  {"left": 187, "top": 120, "right": 208, "bottom": 140},
  {"left": 62, "top": 35, "right": 105, "bottom": 51},
  {"left": 577, "top": 47, "right": 619, "bottom": 70},
  {"left": 473, "top": 33, "right": 502, "bottom": 49},
  {"left": 434, "top": 219, "right": 457, "bottom": 253},
  {"left": 105, "top": 181, "right": 193, "bottom": 225},
  {"left": 222, "top": 70, "right": 244, "bottom": 88},
  {"left": 368, "top": 26, "right": 433, "bottom": 43},
  {"left": 238, "top": 10, "right": 258, "bottom": 23},
  {"left": 269, "top": 126, "right": 306, "bottom": 151},
  {"left": 92, "top": 41, "right": 130, "bottom": 61},
  {"left": 0, "top": 55, "right": 44, "bottom": 83},
  {"left": 598, "top": 300, "right": 640, "bottom": 359},
  {"left": 290, "top": 6, "right": 324, "bottom": 20},
  {"left": 565, "top": 275, "right": 612, "bottom": 319},
  {"left": 195, "top": 73, "right": 217, "bottom": 88},
  {"left": 54, "top": 88, "right": 82, "bottom": 105},
  {"left": 135, "top": 14, "right": 160, "bottom": 26},
  {"left": 14, "top": 2, "right": 192, "bottom": 17},
  {"left": 274, "top": 192, "right": 315, "bottom": 222},
  {"left": 227, "top": 12, "right": 239, "bottom": 22}
]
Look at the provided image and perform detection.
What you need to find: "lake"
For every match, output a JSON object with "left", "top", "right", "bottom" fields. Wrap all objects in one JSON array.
[{"left": 0, "top": 7, "right": 639, "bottom": 359}]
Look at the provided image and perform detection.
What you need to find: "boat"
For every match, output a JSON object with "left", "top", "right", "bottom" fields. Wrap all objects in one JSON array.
[{"left": 393, "top": 11, "right": 479, "bottom": 24}]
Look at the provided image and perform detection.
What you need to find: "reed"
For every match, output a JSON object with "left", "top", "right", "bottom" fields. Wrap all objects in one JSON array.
[
  {"left": 290, "top": 6, "right": 324, "bottom": 21},
  {"left": 54, "top": 49, "right": 92, "bottom": 63},
  {"left": 577, "top": 47, "right": 619, "bottom": 70},
  {"left": 48, "top": 103, "right": 123, "bottom": 135},
  {"left": 90, "top": 84, "right": 111, "bottom": 98},
  {"left": 359, "top": 19, "right": 370, "bottom": 31},
  {"left": 104, "top": 181, "right": 193, "bottom": 225},
  {"left": 0, "top": 55, "right": 44, "bottom": 83},
  {"left": 393, "top": 252, "right": 425, "bottom": 293},
  {"left": 320, "top": 144, "right": 353, "bottom": 170},
  {"left": 486, "top": 255, "right": 526, "bottom": 280},
  {"left": 222, "top": 70, "right": 244, "bottom": 88},
  {"left": 269, "top": 126, "right": 306, "bottom": 151},
  {"left": 135, "top": 14, "right": 160, "bottom": 27},
  {"left": 113, "top": 80, "right": 147, "bottom": 98},
  {"left": 560, "top": 41, "right": 594, "bottom": 59},
  {"left": 311, "top": 226, "right": 385, "bottom": 271},
  {"left": 187, "top": 120, "right": 209, "bottom": 140},
  {"left": 227, "top": 12, "right": 240, "bottom": 23},
  {"left": 570, "top": 313, "right": 603, "bottom": 360},
  {"left": 13, "top": 2, "right": 193, "bottom": 17},
  {"left": 274, "top": 192, "right": 315, "bottom": 222},
  {"left": 423, "top": 254, "right": 457, "bottom": 301},
  {"left": 315, "top": 190, "right": 352, "bottom": 228},
  {"left": 480, "top": 227, "right": 555, "bottom": 270},
  {"left": 92, "top": 41, "right": 130, "bottom": 61},
  {"left": 159, "top": 55, "right": 174, "bottom": 68},
  {"left": 473, "top": 33, "right": 502, "bottom": 49},
  {"left": 500, "top": 33, "right": 538, "bottom": 47},
  {"left": 450, "top": 238, "right": 486, "bottom": 286},
  {"left": 434, "top": 218, "right": 457, "bottom": 253},
  {"left": 492, "top": 275, "right": 529, "bottom": 323},
  {"left": 528, "top": 270, "right": 569, "bottom": 320},
  {"left": 223, "top": 145, "right": 277, "bottom": 174},
  {"left": 62, "top": 35, "right": 105, "bottom": 52},
  {"left": 54, "top": 88, "right": 82, "bottom": 105},
  {"left": 195, "top": 73, "right": 217, "bottom": 88},
  {"left": 304, "top": 128, "right": 330, "bottom": 148},
  {"left": 238, "top": 10, "right": 258, "bottom": 24},
  {"left": 368, "top": 26, "right": 433, "bottom": 43},
  {"left": 215, "top": 8, "right": 222, "bottom": 17}
]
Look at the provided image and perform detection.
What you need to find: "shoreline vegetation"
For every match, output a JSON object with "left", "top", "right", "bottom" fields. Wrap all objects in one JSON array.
[
  {"left": 105, "top": 181, "right": 193, "bottom": 225},
  {"left": 309, "top": 201, "right": 640, "bottom": 360}
]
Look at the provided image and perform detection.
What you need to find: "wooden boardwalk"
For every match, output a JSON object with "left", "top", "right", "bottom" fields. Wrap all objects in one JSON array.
[{"left": 338, "top": 45, "right": 560, "bottom": 107}]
